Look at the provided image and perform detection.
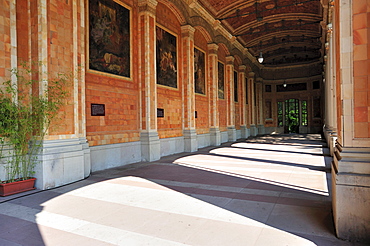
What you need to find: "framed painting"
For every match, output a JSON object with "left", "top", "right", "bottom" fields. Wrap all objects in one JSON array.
[
  {"left": 218, "top": 62, "right": 225, "bottom": 99},
  {"left": 89, "top": 0, "right": 130, "bottom": 77},
  {"left": 194, "top": 47, "right": 206, "bottom": 94},
  {"left": 156, "top": 26, "right": 177, "bottom": 88}
]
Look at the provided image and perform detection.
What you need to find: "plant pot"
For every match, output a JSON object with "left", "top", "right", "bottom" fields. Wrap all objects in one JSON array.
[{"left": 0, "top": 178, "right": 36, "bottom": 197}]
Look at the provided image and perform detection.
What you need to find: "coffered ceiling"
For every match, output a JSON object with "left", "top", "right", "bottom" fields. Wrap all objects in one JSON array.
[{"left": 198, "top": 0, "right": 328, "bottom": 67}]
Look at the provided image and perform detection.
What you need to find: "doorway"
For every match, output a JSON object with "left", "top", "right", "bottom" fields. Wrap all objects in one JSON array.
[{"left": 284, "top": 99, "right": 300, "bottom": 133}]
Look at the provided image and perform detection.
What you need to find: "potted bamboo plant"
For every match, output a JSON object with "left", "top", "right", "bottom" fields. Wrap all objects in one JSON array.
[{"left": 0, "top": 64, "right": 69, "bottom": 196}]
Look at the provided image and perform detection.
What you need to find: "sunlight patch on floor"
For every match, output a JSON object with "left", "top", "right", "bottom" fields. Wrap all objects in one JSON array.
[
  {"left": 174, "top": 150, "right": 329, "bottom": 197},
  {"left": 34, "top": 176, "right": 319, "bottom": 246}
]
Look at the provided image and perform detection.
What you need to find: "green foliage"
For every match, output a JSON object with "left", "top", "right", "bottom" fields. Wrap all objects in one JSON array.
[
  {"left": 285, "top": 99, "right": 299, "bottom": 133},
  {"left": 286, "top": 110, "right": 299, "bottom": 133},
  {"left": 0, "top": 63, "right": 70, "bottom": 183}
]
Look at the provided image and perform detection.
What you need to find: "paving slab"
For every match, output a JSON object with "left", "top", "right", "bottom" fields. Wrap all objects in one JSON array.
[{"left": 0, "top": 134, "right": 366, "bottom": 245}]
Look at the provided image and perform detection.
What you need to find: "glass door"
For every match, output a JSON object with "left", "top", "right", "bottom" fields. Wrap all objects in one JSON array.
[{"left": 285, "top": 99, "right": 299, "bottom": 133}]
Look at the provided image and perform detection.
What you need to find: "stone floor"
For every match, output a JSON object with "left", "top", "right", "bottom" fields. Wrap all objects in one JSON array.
[{"left": 0, "top": 134, "right": 366, "bottom": 245}]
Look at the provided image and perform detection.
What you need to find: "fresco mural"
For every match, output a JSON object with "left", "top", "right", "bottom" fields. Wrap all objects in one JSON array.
[
  {"left": 218, "top": 62, "right": 224, "bottom": 99},
  {"left": 156, "top": 26, "right": 177, "bottom": 88},
  {"left": 89, "top": 0, "right": 130, "bottom": 77},
  {"left": 194, "top": 48, "right": 205, "bottom": 94}
]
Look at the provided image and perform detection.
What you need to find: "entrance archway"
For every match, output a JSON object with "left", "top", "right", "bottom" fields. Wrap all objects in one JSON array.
[{"left": 285, "top": 99, "right": 299, "bottom": 133}]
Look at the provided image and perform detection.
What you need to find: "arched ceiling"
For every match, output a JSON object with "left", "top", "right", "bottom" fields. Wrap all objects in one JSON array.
[{"left": 198, "top": 0, "right": 328, "bottom": 67}]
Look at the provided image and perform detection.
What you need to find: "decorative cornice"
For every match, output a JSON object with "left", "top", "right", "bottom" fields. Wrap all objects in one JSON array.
[
  {"left": 138, "top": 0, "right": 158, "bottom": 14},
  {"left": 226, "top": 56, "right": 235, "bottom": 65},
  {"left": 207, "top": 43, "right": 219, "bottom": 55},
  {"left": 239, "top": 65, "right": 246, "bottom": 73},
  {"left": 181, "top": 25, "right": 195, "bottom": 39}
]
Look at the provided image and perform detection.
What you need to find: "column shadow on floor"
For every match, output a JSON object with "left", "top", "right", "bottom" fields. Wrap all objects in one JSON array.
[{"left": 0, "top": 134, "right": 348, "bottom": 246}]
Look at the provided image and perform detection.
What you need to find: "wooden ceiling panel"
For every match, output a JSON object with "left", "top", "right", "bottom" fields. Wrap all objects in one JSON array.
[{"left": 198, "top": 0, "right": 325, "bottom": 66}]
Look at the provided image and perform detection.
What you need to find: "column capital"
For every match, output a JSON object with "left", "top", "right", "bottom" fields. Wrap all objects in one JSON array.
[
  {"left": 181, "top": 25, "right": 195, "bottom": 38},
  {"left": 256, "top": 77, "right": 263, "bottom": 83},
  {"left": 207, "top": 43, "right": 219, "bottom": 54},
  {"left": 138, "top": 0, "right": 158, "bottom": 14},
  {"left": 226, "top": 56, "right": 234, "bottom": 65},
  {"left": 239, "top": 65, "right": 246, "bottom": 73},
  {"left": 248, "top": 71, "right": 255, "bottom": 78}
]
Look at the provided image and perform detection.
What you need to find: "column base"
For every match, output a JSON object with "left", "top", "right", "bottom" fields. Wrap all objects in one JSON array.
[
  {"left": 240, "top": 125, "right": 248, "bottom": 139},
  {"left": 34, "top": 138, "right": 90, "bottom": 190},
  {"left": 183, "top": 129, "right": 198, "bottom": 152},
  {"left": 80, "top": 137, "right": 91, "bottom": 178},
  {"left": 257, "top": 124, "right": 265, "bottom": 135},
  {"left": 332, "top": 146, "right": 370, "bottom": 243},
  {"left": 227, "top": 126, "right": 236, "bottom": 142},
  {"left": 141, "top": 131, "right": 160, "bottom": 162},
  {"left": 250, "top": 124, "right": 258, "bottom": 136},
  {"left": 323, "top": 126, "right": 337, "bottom": 156},
  {"left": 210, "top": 127, "right": 221, "bottom": 146}
]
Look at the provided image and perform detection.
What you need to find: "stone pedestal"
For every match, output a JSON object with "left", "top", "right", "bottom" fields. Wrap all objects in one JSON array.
[
  {"left": 257, "top": 124, "right": 265, "bottom": 135},
  {"left": 34, "top": 138, "right": 89, "bottom": 190},
  {"left": 250, "top": 124, "right": 258, "bottom": 136},
  {"left": 324, "top": 127, "right": 337, "bottom": 156},
  {"left": 141, "top": 131, "right": 160, "bottom": 162},
  {"left": 80, "top": 137, "right": 91, "bottom": 178},
  {"left": 210, "top": 127, "right": 221, "bottom": 146},
  {"left": 332, "top": 146, "right": 370, "bottom": 243},
  {"left": 240, "top": 125, "right": 248, "bottom": 139},
  {"left": 184, "top": 129, "right": 198, "bottom": 152},
  {"left": 227, "top": 126, "right": 237, "bottom": 142}
]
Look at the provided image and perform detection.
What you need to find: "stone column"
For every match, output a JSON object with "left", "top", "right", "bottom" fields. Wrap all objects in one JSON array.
[
  {"left": 331, "top": 1, "right": 370, "bottom": 241},
  {"left": 208, "top": 43, "right": 221, "bottom": 146},
  {"left": 181, "top": 25, "right": 198, "bottom": 152},
  {"left": 30, "top": 0, "right": 90, "bottom": 189},
  {"left": 138, "top": 0, "right": 160, "bottom": 161},
  {"left": 325, "top": 30, "right": 337, "bottom": 156},
  {"left": 256, "top": 77, "right": 264, "bottom": 135},
  {"left": 239, "top": 65, "right": 247, "bottom": 138},
  {"left": 248, "top": 72, "right": 257, "bottom": 136},
  {"left": 226, "top": 56, "right": 236, "bottom": 141},
  {"left": 77, "top": 0, "right": 90, "bottom": 177}
]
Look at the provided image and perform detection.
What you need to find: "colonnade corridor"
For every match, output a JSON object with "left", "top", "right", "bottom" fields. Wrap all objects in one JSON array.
[{"left": 0, "top": 134, "right": 366, "bottom": 246}]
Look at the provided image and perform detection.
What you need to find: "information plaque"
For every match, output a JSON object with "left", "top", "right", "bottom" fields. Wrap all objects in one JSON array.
[
  {"left": 91, "top": 103, "right": 105, "bottom": 116},
  {"left": 157, "top": 108, "right": 164, "bottom": 118}
]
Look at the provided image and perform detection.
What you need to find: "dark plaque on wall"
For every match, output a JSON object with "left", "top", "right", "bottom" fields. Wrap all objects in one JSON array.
[
  {"left": 157, "top": 108, "right": 164, "bottom": 118},
  {"left": 91, "top": 103, "right": 105, "bottom": 116}
]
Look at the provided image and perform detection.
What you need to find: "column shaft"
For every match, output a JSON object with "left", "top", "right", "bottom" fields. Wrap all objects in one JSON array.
[
  {"left": 256, "top": 78, "right": 264, "bottom": 135},
  {"left": 181, "top": 25, "right": 197, "bottom": 152},
  {"left": 138, "top": 0, "right": 160, "bottom": 161},
  {"left": 208, "top": 43, "right": 221, "bottom": 145},
  {"left": 226, "top": 56, "right": 236, "bottom": 141},
  {"left": 239, "top": 65, "right": 247, "bottom": 138},
  {"left": 248, "top": 72, "right": 257, "bottom": 136}
]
